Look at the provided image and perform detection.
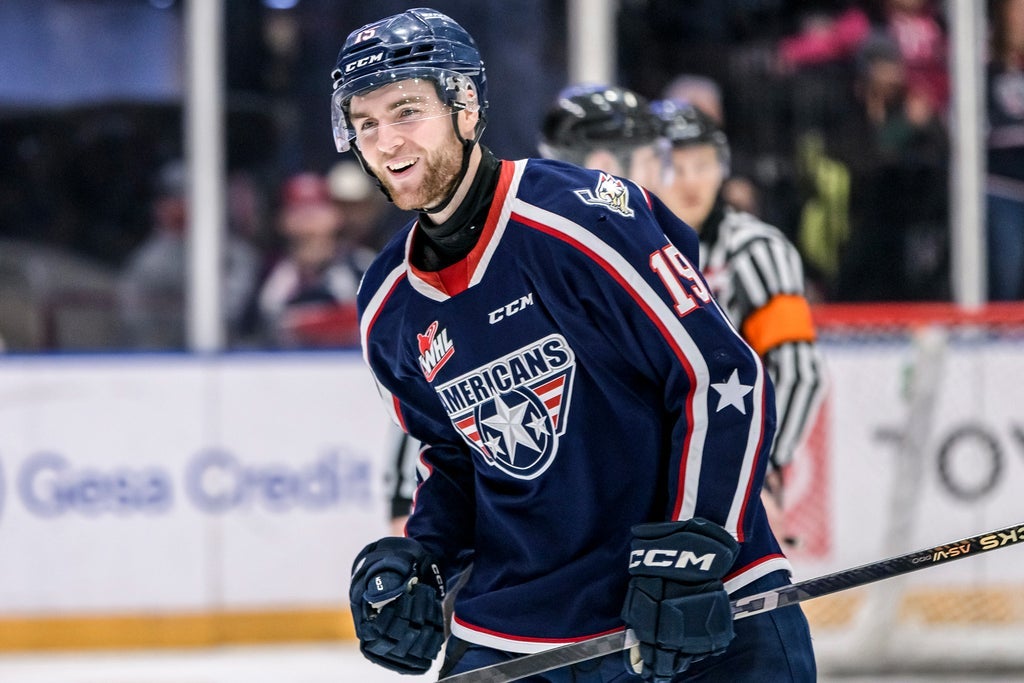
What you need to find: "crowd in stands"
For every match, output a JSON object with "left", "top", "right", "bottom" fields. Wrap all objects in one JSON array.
[
  {"left": 0, "top": 0, "right": 1019, "bottom": 352},
  {"left": 619, "top": 0, "right": 955, "bottom": 302}
]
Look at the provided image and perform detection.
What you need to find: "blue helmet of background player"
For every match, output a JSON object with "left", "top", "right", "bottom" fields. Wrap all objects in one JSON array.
[
  {"left": 330, "top": 7, "right": 488, "bottom": 154},
  {"left": 649, "top": 99, "right": 731, "bottom": 175},
  {"left": 538, "top": 84, "right": 661, "bottom": 168}
]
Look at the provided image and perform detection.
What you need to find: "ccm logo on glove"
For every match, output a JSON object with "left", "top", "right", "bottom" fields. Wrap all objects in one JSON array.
[{"left": 629, "top": 549, "right": 719, "bottom": 571}]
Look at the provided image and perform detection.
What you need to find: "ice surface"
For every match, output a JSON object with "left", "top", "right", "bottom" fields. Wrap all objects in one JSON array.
[
  {"left": 0, "top": 643, "right": 437, "bottom": 683},
  {"left": 0, "top": 642, "right": 1016, "bottom": 683}
]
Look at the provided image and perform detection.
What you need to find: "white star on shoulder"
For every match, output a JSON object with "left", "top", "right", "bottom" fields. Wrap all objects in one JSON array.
[{"left": 711, "top": 369, "right": 753, "bottom": 415}]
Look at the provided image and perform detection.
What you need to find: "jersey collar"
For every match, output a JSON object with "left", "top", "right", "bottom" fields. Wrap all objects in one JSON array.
[{"left": 407, "top": 159, "right": 520, "bottom": 300}]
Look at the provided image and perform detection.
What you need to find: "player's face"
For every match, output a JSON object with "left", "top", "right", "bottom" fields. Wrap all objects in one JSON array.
[
  {"left": 348, "top": 79, "right": 470, "bottom": 211},
  {"left": 627, "top": 144, "right": 663, "bottom": 189},
  {"left": 582, "top": 149, "right": 625, "bottom": 177},
  {"left": 662, "top": 144, "right": 723, "bottom": 231},
  {"left": 581, "top": 144, "right": 661, "bottom": 188}
]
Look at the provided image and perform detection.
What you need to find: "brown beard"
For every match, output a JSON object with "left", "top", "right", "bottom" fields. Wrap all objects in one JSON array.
[{"left": 379, "top": 133, "right": 464, "bottom": 211}]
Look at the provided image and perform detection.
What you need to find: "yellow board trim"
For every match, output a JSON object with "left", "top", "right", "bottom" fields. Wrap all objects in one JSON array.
[
  {"left": 5, "top": 586, "right": 1022, "bottom": 652},
  {"left": 805, "top": 585, "right": 1024, "bottom": 629},
  {"left": 0, "top": 609, "right": 355, "bottom": 652}
]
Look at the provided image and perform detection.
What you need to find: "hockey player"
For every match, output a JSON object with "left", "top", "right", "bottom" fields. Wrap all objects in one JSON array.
[
  {"left": 648, "top": 100, "right": 827, "bottom": 526},
  {"left": 542, "top": 89, "right": 827, "bottom": 541},
  {"left": 334, "top": 8, "right": 815, "bottom": 682},
  {"left": 539, "top": 89, "right": 823, "bottom": 542},
  {"left": 537, "top": 83, "right": 665, "bottom": 190}
]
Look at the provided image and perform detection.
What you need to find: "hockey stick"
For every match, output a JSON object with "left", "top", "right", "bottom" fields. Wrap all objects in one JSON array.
[{"left": 437, "top": 520, "right": 1024, "bottom": 683}]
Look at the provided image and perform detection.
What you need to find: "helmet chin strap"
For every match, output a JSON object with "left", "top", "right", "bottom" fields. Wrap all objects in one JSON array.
[
  {"left": 418, "top": 111, "right": 478, "bottom": 216},
  {"left": 350, "top": 146, "right": 394, "bottom": 204}
]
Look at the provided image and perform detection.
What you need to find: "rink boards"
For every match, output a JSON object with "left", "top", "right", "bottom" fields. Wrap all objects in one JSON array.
[
  {"left": 0, "top": 336, "right": 1021, "bottom": 653},
  {"left": 0, "top": 352, "right": 390, "bottom": 649}
]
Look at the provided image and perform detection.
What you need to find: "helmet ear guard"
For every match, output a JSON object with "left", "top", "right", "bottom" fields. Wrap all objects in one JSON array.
[{"left": 438, "top": 72, "right": 481, "bottom": 113}]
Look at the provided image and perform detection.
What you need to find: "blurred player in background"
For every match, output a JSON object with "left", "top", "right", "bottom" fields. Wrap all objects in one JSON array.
[
  {"left": 334, "top": 7, "right": 814, "bottom": 682},
  {"left": 649, "top": 99, "right": 827, "bottom": 544},
  {"left": 384, "top": 425, "right": 420, "bottom": 536},
  {"left": 660, "top": 74, "right": 762, "bottom": 218},
  {"left": 540, "top": 88, "right": 826, "bottom": 546},
  {"left": 537, "top": 83, "right": 665, "bottom": 189}
]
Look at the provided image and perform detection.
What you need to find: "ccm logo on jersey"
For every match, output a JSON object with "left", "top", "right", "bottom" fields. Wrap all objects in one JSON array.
[
  {"left": 629, "top": 549, "right": 718, "bottom": 572},
  {"left": 489, "top": 293, "right": 534, "bottom": 324},
  {"left": 418, "top": 321, "right": 454, "bottom": 381}
]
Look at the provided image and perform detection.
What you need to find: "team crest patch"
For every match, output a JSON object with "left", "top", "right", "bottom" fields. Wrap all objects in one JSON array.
[
  {"left": 434, "top": 334, "right": 576, "bottom": 480},
  {"left": 418, "top": 321, "right": 454, "bottom": 381},
  {"left": 574, "top": 172, "right": 634, "bottom": 217}
]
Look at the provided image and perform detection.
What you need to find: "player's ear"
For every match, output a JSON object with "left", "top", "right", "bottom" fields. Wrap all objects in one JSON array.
[{"left": 458, "top": 107, "right": 479, "bottom": 138}]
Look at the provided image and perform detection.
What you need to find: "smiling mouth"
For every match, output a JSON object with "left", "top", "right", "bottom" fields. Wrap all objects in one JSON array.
[{"left": 387, "top": 159, "right": 416, "bottom": 175}]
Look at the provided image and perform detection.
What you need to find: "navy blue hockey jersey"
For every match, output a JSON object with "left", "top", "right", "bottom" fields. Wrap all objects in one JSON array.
[{"left": 357, "top": 158, "right": 790, "bottom": 654}]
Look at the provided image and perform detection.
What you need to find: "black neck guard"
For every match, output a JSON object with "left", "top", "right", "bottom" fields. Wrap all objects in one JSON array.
[{"left": 414, "top": 147, "right": 501, "bottom": 271}]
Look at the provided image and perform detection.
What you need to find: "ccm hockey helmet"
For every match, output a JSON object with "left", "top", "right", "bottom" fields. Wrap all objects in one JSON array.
[
  {"left": 538, "top": 84, "right": 661, "bottom": 165},
  {"left": 649, "top": 99, "right": 731, "bottom": 172},
  {"left": 330, "top": 7, "right": 488, "bottom": 153}
]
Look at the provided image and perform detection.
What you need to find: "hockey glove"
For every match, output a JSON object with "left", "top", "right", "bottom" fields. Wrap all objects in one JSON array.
[
  {"left": 349, "top": 536, "right": 446, "bottom": 675},
  {"left": 621, "top": 518, "right": 740, "bottom": 682}
]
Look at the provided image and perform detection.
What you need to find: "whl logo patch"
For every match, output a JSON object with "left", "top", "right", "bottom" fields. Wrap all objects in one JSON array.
[
  {"left": 418, "top": 321, "right": 454, "bottom": 381},
  {"left": 434, "top": 334, "right": 576, "bottom": 480}
]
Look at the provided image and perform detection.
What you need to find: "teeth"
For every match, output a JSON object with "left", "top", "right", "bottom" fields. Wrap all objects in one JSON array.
[{"left": 388, "top": 160, "right": 414, "bottom": 172}]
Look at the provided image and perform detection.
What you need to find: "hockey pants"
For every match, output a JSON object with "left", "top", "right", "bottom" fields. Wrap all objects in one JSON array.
[{"left": 438, "top": 569, "right": 816, "bottom": 682}]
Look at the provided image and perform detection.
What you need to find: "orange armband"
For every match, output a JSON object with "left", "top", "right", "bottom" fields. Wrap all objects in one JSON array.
[{"left": 741, "top": 294, "right": 817, "bottom": 356}]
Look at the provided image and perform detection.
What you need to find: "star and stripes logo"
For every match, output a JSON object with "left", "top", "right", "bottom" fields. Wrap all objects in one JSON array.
[{"left": 434, "top": 334, "right": 576, "bottom": 480}]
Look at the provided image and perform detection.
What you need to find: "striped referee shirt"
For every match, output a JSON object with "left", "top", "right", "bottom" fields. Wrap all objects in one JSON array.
[{"left": 700, "top": 204, "right": 826, "bottom": 468}]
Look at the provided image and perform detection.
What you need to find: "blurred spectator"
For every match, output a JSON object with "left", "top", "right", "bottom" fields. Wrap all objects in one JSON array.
[
  {"left": 777, "top": 2, "right": 872, "bottom": 71},
  {"left": 778, "top": 0, "right": 949, "bottom": 124},
  {"left": 116, "top": 160, "right": 261, "bottom": 349},
  {"left": 791, "top": 129, "right": 851, "bottom": 299},
  {"left": 986, "top": 0, "right": 1024, "bottom": 301},
  {"left": 327, "top": 159, "right": 398, "bottom": 251},
  {"left": 661, "top": 74, "right": 725, "bottom": 123},
  {"left": 828, "top": 33, "right": 950, "bottom": 301},
  {"left": 877, "top": 0, "right": 949, "bottom": 115},
  {"left": 249, "top": 170, "right": 376, "bottom": 349},
  {"left": 616, "top": 2, "right": 808, "bottom": 235}
]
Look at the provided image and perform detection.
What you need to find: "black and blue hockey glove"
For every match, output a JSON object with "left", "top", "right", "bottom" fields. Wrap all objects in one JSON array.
[
  {"left": 621, "top": 518, "right": 740, "bottom": 682},
  {"left": 349, "top": 536, "right": 446, "bottom": 675}
]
